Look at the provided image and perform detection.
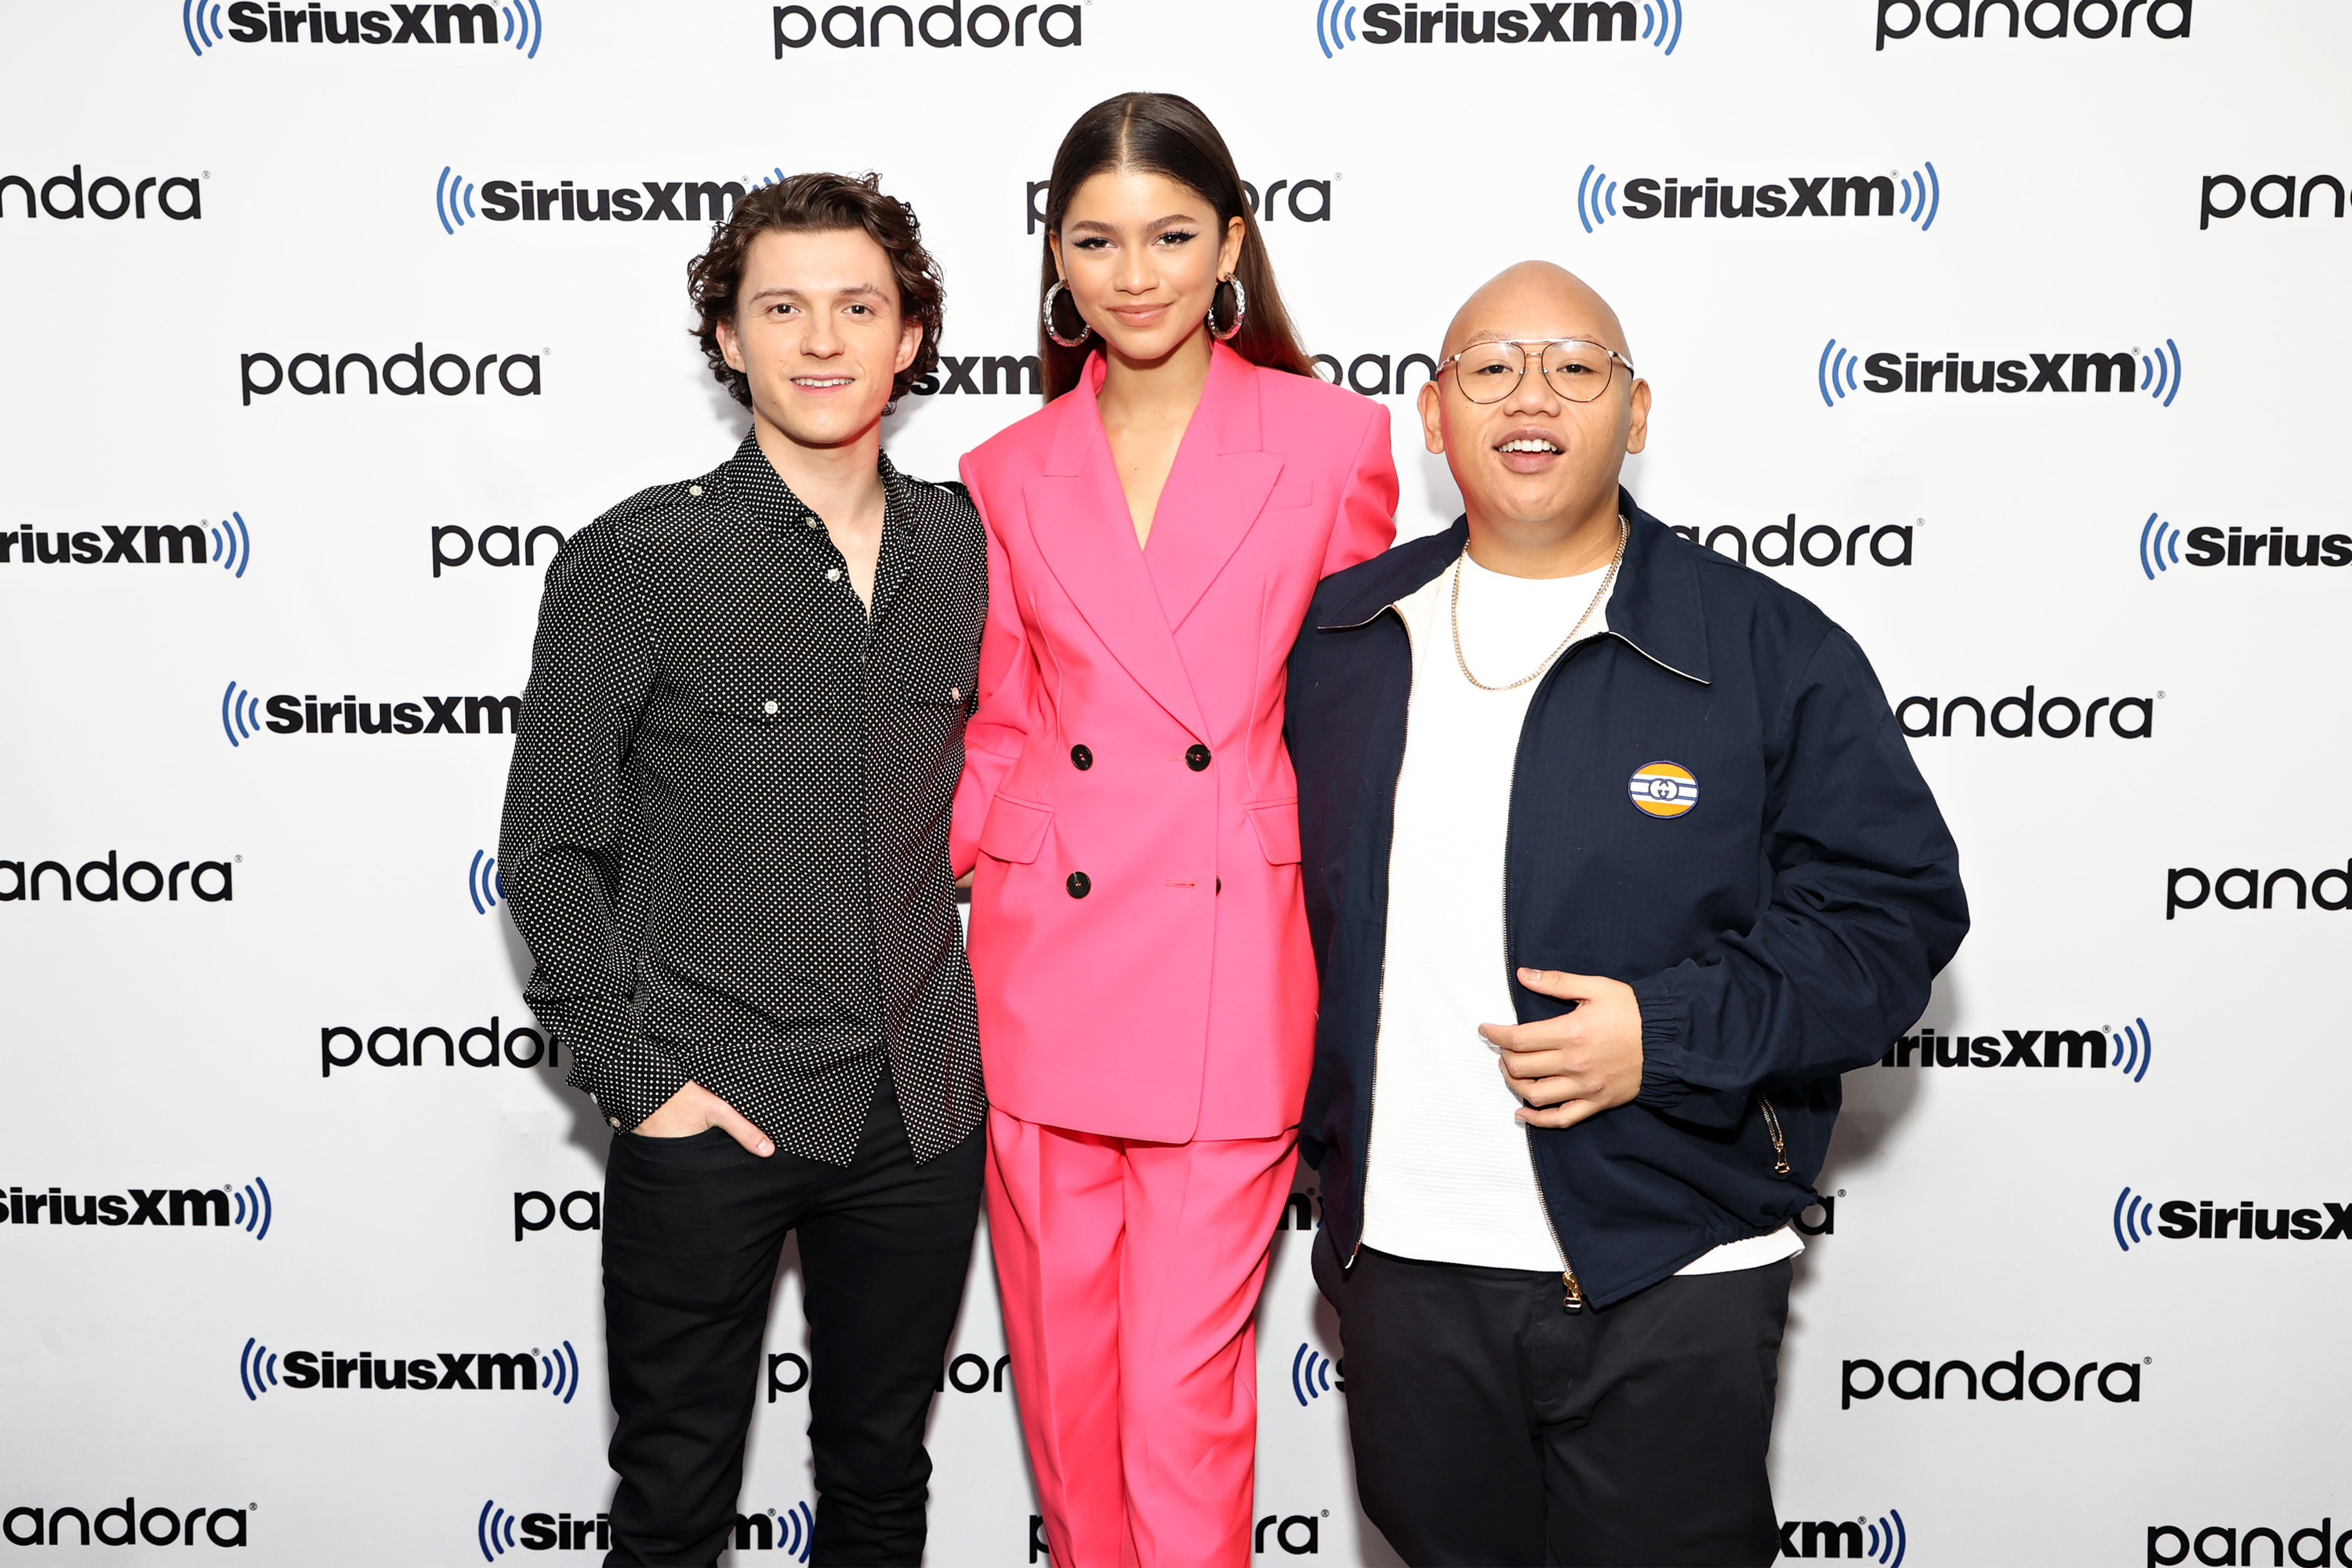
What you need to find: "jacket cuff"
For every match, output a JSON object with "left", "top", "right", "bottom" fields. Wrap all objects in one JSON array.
[
  {"left": 551, "top": 995, "right": 691, "bottom": 1133},
  {"left": 1631, "top": 976, "right": 1693, "bottom": 1110}
]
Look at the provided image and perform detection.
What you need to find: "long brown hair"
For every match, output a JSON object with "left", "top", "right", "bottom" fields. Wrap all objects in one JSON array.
[{"left": 1036, "top": 93, "right": 1314, "bottom": 402}]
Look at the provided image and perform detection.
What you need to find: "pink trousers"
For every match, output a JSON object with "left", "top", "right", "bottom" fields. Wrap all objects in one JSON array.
[{"left": 985, "top": 1109, "right": 1298, "bottom": 1568}]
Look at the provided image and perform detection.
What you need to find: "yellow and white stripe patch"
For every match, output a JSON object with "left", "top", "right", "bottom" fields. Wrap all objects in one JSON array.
[{"left": 1628, "top": 760, "right": 1700, "bottom": 818}]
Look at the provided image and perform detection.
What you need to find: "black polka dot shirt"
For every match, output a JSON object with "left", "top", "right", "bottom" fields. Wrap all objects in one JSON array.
[{"left": 499, "top": 434, "right": 986, "bottom": 1164}]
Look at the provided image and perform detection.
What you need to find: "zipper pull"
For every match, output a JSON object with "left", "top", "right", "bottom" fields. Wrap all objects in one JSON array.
[
  {"left": 1759, "top": 1094, "right": 1793, "bottom": 1177},
  {"left": 1563, "top": 1269, "right": 1584, "bottom": 1313}
]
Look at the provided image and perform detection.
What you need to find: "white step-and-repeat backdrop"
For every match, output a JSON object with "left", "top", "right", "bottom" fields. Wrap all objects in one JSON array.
[{"left": 4, "top": 2, "right": 2347, "bottom": 1563}]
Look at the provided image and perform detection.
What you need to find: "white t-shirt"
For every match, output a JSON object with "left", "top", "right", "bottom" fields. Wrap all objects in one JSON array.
[{"left": 1358, "top": 552, "right": 1802, "bottom": 1279}]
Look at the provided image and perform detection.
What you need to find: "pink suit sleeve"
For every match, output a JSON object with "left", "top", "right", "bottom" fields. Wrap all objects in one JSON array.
[
  {"left": 952, "top": 456, "right": 1039, "bottom": 877},
  {"left": 1322, "top": 400, "right": 1401, "bottom": 578}
]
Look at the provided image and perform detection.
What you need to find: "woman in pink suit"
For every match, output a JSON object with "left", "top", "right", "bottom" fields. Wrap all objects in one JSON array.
[{"left": 953, "top": 93, "right": 1398, "bottom": 1568}]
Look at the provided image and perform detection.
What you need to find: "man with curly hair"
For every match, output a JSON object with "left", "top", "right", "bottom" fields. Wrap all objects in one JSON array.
[{"left": 499, "top": 172, "right": 986, "bottom": 1567}]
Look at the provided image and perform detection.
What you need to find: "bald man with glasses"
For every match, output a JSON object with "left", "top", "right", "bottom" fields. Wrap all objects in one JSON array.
[{"left": 1283, "top": 263, "right": 1967, "bottom": 1566}]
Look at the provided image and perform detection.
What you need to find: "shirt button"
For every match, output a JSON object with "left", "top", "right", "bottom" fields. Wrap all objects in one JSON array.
[
  {"left": 827, "top": 568, "right": 842, "bottom": 582},
  {"left": 608, "top": 1117, "right": 621, "bottom": 1128},
  {"left": 950, "top": 688, "right": 962, "bottom": 702},
  {"left": 688, "top": 485, "right": 702, "bottom": 497},
  {"left": 1070, "top": 743, "right": 1093, "bottom": 771},
  {"left": 1185, "top": 743, "right": 1212, "bottom": 771},
  {"left": 1066, "top": 871, "right": 1091, "bottom": 899},
  {"left": 764, "top": 700, "right": 779, "bottom": 717}
]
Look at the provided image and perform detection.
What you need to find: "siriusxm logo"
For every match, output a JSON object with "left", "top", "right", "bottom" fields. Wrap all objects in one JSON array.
[
  {"left": 1818, "top": 338, "right": 2183, "bottom": 406},
  {"left": 906, "top": 352, "right": 1041, "bottom": 397},
  {"left": 514, "top": 1191, "right": 600, "bottom": 1242},
  {"left": 2, "top": 1178, "right": 271, "bottom": 1235},
  {"left": 1577, "top": 163, "right": 1939, "bottom": 234},
  {"left": 773, "top": 2, "right": 1080, "bottom": 53},
  {"left": 240, "top": 1338, "right": 582, "bottom": 1399},
  {"left": 2, "top": 514, "right": 250, "bottom": 575},
  {"left": 477, "top": 1499, "right": 812, "bottom": 1558},
  {"left": 183, "top": 0, "right": 544, "bottom": 56},
  {"left": 1882, "top": 1021, "right": 2153, "bottom": 1080},
  {"left": 321, "top": 1015, "right": 559, "bottom": 1076},
  {"left": 2148, "top": 1516, "right": 2352, "bottom": 1568},
  {"left": 1895, "top": 688, "right": 2154, "bottom": 740},
  {"left": 221, "top": 683, "right": 521, "bottom": 745},
  {"left": 1289, "top": 1344, "right": 1338, "bottom": 1406},
  {"left": 434, "top": 166, "right": 782, "bottom": 234},
  {"left": 239, "top": 343, "right": 540, "bottom": 405},
  {"left": 2201, "top": 172, "right": 2346, "bottom": 230},
  {"left": 2139, "top": 515, "right": 2352, "bottom": 577},
  {"left": 469, "top": 850, "right": 505, "bottom": 916},
  {"left": 1025, "top": 176, "right": 1331, "bottom": 235},
  {"left": 1780, "top": 1510, "right": 1905, "bottom": 1564},
  {"left": 1674, "top": 516, "right": 1915, "bottom": 570},
  {"left": 0, "top": 165, "right": 201, "bottom": 222},
  {"left": 477, "top": 1503, "right": 610, "bottom": 1559},
  {"left": 1841, "top": 1352, "right": 2143, "bottom": 1409},
  {"left": 2, "top": 1501, "right": 249, "bottom": 1550},
  {"left": 1876, "top": 0, "right": 2190, "bottom": 49},
  {"left": 1316, "top": 0, "right": 1682, "bottom": 55},
  {"left": 2113, "top": 1189, "right": 2352, "bottom": 1250},
  {"left": 2167, "top": 861, "right": 2352, "bottom": 919},
  {"left": 434, "top": 521, "right": 568, "bottom": 578},
  {"left": 0, "top": 854, "right": 234, "bottom": 904}
]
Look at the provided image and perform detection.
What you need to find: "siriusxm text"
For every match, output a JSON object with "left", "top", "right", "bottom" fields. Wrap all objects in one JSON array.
[
  {"left": 1358, "top": 3, "right": 1646, "bottom": 45},
  {"left": 2, "top": 1186, "right": 237, "bottom": 1228},
  {"left": 216, "top": 2, "right": 508, "bottom": 45}
]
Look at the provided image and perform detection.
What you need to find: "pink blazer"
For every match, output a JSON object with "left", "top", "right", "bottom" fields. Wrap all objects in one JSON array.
[{"left": 953, "top": 343, "right": 1398, "bottom": 1143}]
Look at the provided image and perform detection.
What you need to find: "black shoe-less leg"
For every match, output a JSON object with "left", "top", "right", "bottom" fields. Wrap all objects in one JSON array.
[
  {"left": 1312, "top": 1235, "right": 1550, "bottom": 1568},
  {"left": 601, "top": 1125, "right": 813, "bottom": 1568},
  {"left": 793, "top": 1086, "right": 984, "bottom": 1566},
  {"left": 1530, "top": 1260, "right": 1791, "bottom": 1568}
]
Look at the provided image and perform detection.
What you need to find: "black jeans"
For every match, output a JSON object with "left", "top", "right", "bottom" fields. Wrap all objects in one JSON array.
[
  {"left": 601, "top": 1077, "right": 983, "bottom": 1567},
  {"left": 1313, "top": 1233, "right": 1790, "bottom": 1568}
]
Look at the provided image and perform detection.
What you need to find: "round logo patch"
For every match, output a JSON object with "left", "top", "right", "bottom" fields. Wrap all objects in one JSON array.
[{"left": 1628, "top": 760, "right": 1699, "bottom": 818}]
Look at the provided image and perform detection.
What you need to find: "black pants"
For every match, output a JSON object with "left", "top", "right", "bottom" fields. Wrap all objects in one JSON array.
[
  {"left": 1313, "top": 1234, "right": 1790, "bottom": 1568},
  {"left": 601, "top": 1077, "right": 983, "bottom": 1567}
]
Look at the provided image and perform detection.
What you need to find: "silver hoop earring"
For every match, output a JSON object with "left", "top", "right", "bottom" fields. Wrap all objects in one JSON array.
[
  {"left": 1042, "top": 281, "right": 1091, "bottom": 350},
  {"left": 1208, "top": 276, "right": 1247, "bottom": 342}
]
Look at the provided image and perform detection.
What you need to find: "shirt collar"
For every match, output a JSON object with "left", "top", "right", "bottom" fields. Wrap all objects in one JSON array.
[{"left": 718, "top": 430, "right": 911, "bottom": 532}]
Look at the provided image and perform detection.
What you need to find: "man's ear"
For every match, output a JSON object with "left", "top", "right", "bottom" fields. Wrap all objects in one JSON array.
[
  {"left": 1624, "top": 377, "right": 1651, "bottom": 456},
  {"left": 1418, "top": 378, "right": 1446, "bottom": 456},
  {"left": 717, "top": 312, "right": 746, "bottom": 375},
  {"left": 895, "top": 316, "right": 923, "bottom": 376}
]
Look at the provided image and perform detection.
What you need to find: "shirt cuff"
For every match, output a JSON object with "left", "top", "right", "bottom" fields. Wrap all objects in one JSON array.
[{"left": 553, "top": 995, "right": 691, "bottom": 1133}]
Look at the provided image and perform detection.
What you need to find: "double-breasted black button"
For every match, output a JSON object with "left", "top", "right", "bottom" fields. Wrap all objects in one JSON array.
[
  {"left": 1070, "top": 744, "right": 1094, "bottom": 771},
  {"left": 1185, "top": 743, "right": 1212, "bottom": 771},
  {"left": 1066, "top": 871, "right": 1091, "bottom": 899}
]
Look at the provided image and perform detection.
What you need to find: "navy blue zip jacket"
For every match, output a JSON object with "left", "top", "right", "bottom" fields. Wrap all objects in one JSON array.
[{"left": 1285, "top": 497, "right": 1966, "bottom": 1308}]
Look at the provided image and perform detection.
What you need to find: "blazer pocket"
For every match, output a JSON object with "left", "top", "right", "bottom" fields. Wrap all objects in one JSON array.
[
  {"left": 978, "top": 794, "right": 1054, "bottom": 865},
  {"left": 1267, "top": 476, "right": 1316, "bottom": 511},
  {"left": 1246, "top": 799, "right": 1303, "bottom": 866}
]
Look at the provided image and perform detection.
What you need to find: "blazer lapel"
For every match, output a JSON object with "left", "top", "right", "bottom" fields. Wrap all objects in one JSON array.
[
  {"left": 1023, "top": 368, "right": 1208, "bottom": 739},
  {"left": 1145, "top": 344, "right": 1283, "bottom": 632}
]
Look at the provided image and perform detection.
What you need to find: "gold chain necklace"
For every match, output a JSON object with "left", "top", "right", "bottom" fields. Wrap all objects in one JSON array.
[{"left": 1449, "top": 516, "right": 1628, "bottom": 692}]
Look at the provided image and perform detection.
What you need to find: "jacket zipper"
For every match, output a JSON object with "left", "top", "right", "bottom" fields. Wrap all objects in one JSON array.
[
  {"left": 1500, "top": 677, "right": 1583, "bottom": 1312},
  {"left": 1757, "top": 1093, "right": 1791, "bottom": 1176}
]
